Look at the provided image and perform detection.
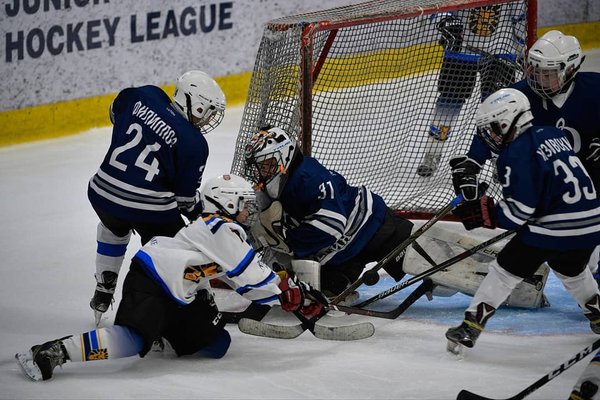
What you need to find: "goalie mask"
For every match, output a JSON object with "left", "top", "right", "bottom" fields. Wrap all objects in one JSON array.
[
  {"left": 475, "top": 88, "right": 533, "bottom": 153},
  {"left": 200, "top": 174, "right": 258, "bottom": 228},
  {"left": 244, "top": 127, "right": 299, "bottom": 200},
  {"left": 173, "top": 70, "right": 226, "bottom": 134},
  {"left": 526, "top": 30, "right": 583, "bottom": 99}
]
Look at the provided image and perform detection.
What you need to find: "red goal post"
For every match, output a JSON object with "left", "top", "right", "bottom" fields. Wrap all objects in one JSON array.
[{"left": 230, "top": 0, "right": 538, "bottom": 218}]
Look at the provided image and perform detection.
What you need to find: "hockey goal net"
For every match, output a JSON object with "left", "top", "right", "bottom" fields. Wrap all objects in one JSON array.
[{"left": 230, "top": 0, "right": 537, "bottom": 215}]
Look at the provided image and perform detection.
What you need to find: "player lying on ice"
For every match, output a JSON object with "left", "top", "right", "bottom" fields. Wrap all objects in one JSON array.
[
  {"left": 445, "top": 88, "right": 600, "bottom": 354},
  {"left": 15, "top": 174, "right": 327, "bottom": 381}
]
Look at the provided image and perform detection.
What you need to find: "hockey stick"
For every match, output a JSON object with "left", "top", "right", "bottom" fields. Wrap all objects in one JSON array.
[
  {"left": 456, "top": 337, "right": 600, "bottom": 400},
  {"left": 328, "top": 278, "right": 435, "bottom": 319},
  {"left": 238, "top": 301, "right": 375, "bottom": 341},
  {"left": 331, "top": 194, "right": 464, "bottom": 305},
  {"left": 355, "top": 229, "right": 515, "bottom": 309},
  {"left": 222, "top": 302, "right": 271, "bottom": 324}
]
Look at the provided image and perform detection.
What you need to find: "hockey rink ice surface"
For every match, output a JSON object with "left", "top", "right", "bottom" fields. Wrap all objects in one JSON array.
[{"left": 1, "top": 50, "right": 599, "bottom": 399}]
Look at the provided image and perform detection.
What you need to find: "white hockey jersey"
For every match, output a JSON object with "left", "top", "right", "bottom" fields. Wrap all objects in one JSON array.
[{"left": 133, "top": 214, "right": 282, "bottom": 306}]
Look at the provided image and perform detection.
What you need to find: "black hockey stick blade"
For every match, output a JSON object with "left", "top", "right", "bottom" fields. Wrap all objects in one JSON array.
[
  {"left": 222, "top": 303, "right": 271, "bottom": 324},
  {"left": 456, "top": 337, "right": 600, "bottom": 400},
  {"left": 329, "top": 279, "right": 434, "bottom": 319}
]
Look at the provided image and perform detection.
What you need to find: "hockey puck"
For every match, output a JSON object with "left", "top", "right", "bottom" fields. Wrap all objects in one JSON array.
[{"left": 363, "top": 270, "right": 380, "bottom": 286}]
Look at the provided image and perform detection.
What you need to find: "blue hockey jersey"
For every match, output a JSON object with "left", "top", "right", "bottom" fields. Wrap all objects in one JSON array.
[
  {"left": 279, "top": 156, "right": 387, "bottom": 266},
  {"left": 468, "top": 72, "right": 600, "bottom": 169},
  {"left": 88, "top": 85, "right": 208, "bottom": 223},
  {"left": 494, "top": 126, "right": 600, "bottom": 249}
]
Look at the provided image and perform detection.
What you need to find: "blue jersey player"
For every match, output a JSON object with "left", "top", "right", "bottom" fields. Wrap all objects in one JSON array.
[
  {"left": 87, "top": 71, "right": 226, "bottom": 325},
  {"left": 445, "top": 88, "right": 600, "bottom": 353},
  {"left": 244, "top": 127, "right": 414, "bottom": 299},
  {"left": 450, "top": 30, "right": 600, "bottom": 280}
]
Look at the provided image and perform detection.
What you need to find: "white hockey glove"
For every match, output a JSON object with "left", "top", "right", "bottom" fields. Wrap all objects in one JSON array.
[
  {"left": 449, "top": 155, "right": 482, "bottom": 201},
  {"left": 586, "top": 138, "right": 600, "bottom": 163}
]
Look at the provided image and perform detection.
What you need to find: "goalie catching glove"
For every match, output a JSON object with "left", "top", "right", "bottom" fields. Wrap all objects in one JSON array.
[
  {"left": 449, "top": 155, "right": 482, "bottom": 201},
  {"left": 452, "top": 195, "right": 496, "bottom": 230},
  {"left": 277, "top": 271, "right": 329, "bottom": 319}
]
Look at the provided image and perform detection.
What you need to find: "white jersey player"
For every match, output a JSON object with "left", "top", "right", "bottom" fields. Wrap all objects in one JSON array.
[{"left": 15, "top": 175, "right": 323, "bottom": 381}]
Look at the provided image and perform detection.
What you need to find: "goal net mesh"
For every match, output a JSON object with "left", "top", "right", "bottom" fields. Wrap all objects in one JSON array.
[{"left": 230, "top": 0, "right": 533, "bottom": 214}]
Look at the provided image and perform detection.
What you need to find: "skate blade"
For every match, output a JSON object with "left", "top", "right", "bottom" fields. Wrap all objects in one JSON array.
[
  {"left": 15, "top": 352, "right": 43, "bottom": 381},
  {"left": 94, "top": 310, "right": 104, "bottom": 327},
  {"left": 446, "top": 340, "right": 466, "bottom": 360}
]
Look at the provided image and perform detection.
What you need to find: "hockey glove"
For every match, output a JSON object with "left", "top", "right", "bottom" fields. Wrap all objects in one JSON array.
[
  {"left": 452, "top": 195, "right": 496, "bottom": 231},
  {"left": 277, "top": 271, "right": 327, "bottom": 319},
  {"left": 449, "top": 155, "right": 482, "bottom": 201},
  {"left": 278, "top": 271, "right": 304, "bottom": 312},
  {"left": 586, "top": 138, "right": 600, "bottom": 163},
  {"left": 437, "top": 15, "right": 464, "bottom": 52}
]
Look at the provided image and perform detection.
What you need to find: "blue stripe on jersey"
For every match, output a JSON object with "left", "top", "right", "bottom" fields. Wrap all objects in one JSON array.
[
  {"left": 209, "top": 219, "right": 226, "bottom": 234},
  {"left": 134, "top": 250, "right": 188, "bottom": 306},
  {"left": 226, "top": 248, "right": 255, "bottom": 278},
  {"left": 89, "top": 330, "right": 99, "bottom": 350},
  {"left": 235, "top": 271, "right": 277, "bottom": 295},
  {"left": 96, "top": 242, "right": 128, "bottom": 257},
  {"left": 82, "top": 332, "right": 91, "bottom": 359},
  {"left": 254, "top": 294, "right": 279, "bottom": 305}
]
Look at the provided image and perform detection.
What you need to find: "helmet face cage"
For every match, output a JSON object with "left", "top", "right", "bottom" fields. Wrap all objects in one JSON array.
[
  {"left": 244, "top": 128, "right": 296, "bottom": 199},
  {"left": 476, "top": 124, "right": 504, "bottom": 153},
  {"left": 525, "top": 31, "right": 582, "bottom": 99},
  {"left": 201, "top": 175, "right": 258, "bottom": 228}
]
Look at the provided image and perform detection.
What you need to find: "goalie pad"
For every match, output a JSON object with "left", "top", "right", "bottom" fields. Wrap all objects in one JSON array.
[
  {"left": 290, "top": 259, "right": 321, "bottom": 290},
  {"left": 402, "top": 225, "right": 549, "bottom": 308}
]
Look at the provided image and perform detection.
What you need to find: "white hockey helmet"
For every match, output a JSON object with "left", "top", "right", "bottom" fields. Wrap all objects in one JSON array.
[
  {"left": 475, "top": 88, "right": 534, "bottom": 153},
  {"left": 200, "top": 174, "right": 257, "bottom": 227},
  {"left": 526, "top": 30, "right": 583, "bottom": 99},
  {"left": 244, "top": 126, "right": 299, "bottom": 200},
  {"left": 173, "top": 70, "right": 226, "bottom": 134}
]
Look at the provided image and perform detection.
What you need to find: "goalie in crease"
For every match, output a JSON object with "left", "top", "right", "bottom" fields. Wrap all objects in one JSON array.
[
  {"left": 244, "top": 126, "right": 414, "bottom": 302},
  {"left": 15, "top": 174, "right": 326, "bottom": 382},
  {"left": 446, "top": 88, "right": 600, "bottom": 353}
]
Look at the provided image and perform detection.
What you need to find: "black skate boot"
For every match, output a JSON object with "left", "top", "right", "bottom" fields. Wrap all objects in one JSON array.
[
  {"left": 90, "top": 271, "right": 118, "bottom": 325},
  {"left": 15, "top": 336, "right": 71, "bottom": 381},
  {"left": 584, "top": 294, "right": 600, "bottom": 334},
  {"left": 446, "top": 303, "right": 496, "bottom": 354}
]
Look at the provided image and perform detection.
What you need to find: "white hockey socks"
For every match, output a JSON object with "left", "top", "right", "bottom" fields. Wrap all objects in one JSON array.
[
  {"left": 554, "top": 268, "right": 600, "bottom": 309},
  {"left": 62, "top": 325, "right": 144, "bottom": 362},
  {"left": 466, "top": 260, "right": 523, "bottom": 313},
  {"left": 95, "top": 222, "right": 131, "bottom": 276}
]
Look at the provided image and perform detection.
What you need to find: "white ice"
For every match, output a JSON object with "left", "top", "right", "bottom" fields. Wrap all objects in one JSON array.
[{"left": 1, "top": 50, "right": 599, "bottom": 399}]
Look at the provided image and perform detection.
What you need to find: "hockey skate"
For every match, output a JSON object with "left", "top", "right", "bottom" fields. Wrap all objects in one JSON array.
[
  {"left": 90, "top": 271, "right": 118, "bottom": 326},
  {"left": 417, "top": 152, "right": 442, "bottom": 178},
  {"left": 15, "top": 336, "right": 70, "bottom": 381},
  {"left": 446, "top": 303, "right": 496, "bottom": 355},
  {"left": 584, "top": 294, "right": 600, "bottom": 334}
]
